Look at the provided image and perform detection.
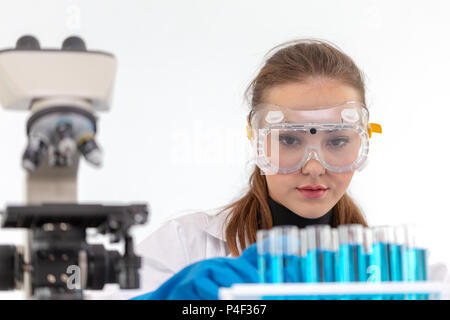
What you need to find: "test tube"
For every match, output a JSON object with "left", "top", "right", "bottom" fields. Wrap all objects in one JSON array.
[
  {"left": 348, "top": 224, "right": 366, "bottom": 283},
  {"left": 413, "top": 226, "right": 428, "bottom": 283},
  {"left": 315, "top": 225, "right": 334, "bottom": 283},
  {"left": 280, "top": 226, "right": 301, "bottom": 283},
  {"left": 315, "top": 225, "right": 335, "bottom": 300},
  {"left": 363, "top": 227, "right": 373, "bottom": 281},
  {"left": 394, "top": 226, "right": 408, "bottom": 283},
  {"left": 414, "top": 227, "right": 428, "bottom": 300},
  {"left": 299, "top": 229, "right": 308, "bottom": 283},
  {"left": 303, "top": 226, "right": 319, "bottom": 300},
  {"left": 371, "top": 226, "right": 390, "bottom": 282},
  {"left": 269, "top": 227, "right": 283, "bottom": 284},
  {"left": 416, "top": 246, "right": 429, "bottom": 300},
  {"left": 305, "top": 226, "right": 319, "bottom": 284},
  {"left": 403, "top": 225, "right": 429, "bottom": 299},
  {"left": 279, "top": 226, "right": 301, "bottom": 300},
  {"left": 392, "top": 225, "right": 412, "bottom": 300},
  {"left": 369, "top": 226, "right": 391, "bottom": 300},
  {"left": 336, "top": 225, "right": 354, "bottom": 299},
  {"left": 256, "top": 229, "right": 270, "bottom": 283},
  {"left": 382, "top": 226, "right": 397, "bottom": 299},
  {"left": 331, "top": 228, "right": 340, "bottom": 284},
  {"left": 416, "top": 247, "right": 428, "bottom": 282},
  {"left": 404, "top": 225, "right": 417, "bottom": 280},
  {"left": 389, "top": 226, "right": 403, "bottom": 282},
  {"left": 363, "top": 227, "right": 378, "bottom": 300},
  {"left": 337, "top": 225, "right": 352, "bottom": 283},
  {"left": 404, "top": 225, "right": 418, "bottom": 300}
]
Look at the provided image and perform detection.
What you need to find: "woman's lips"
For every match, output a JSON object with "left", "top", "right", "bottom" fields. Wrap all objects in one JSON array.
[{"left": 296, "top": 185, "right": 328, "bottom": 199}]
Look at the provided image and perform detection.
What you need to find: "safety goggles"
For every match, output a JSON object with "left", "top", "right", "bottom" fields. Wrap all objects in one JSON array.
[{"left": 246, "top": 100, "right": 382, "bottom": 174}]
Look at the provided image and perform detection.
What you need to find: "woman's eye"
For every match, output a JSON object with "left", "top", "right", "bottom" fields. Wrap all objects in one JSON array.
[
  {"left": 327, "top": 137, "right": 349, "bottom": 147},
  {"left": 279, "top": 135, "right": 300, "bottom": 146}
]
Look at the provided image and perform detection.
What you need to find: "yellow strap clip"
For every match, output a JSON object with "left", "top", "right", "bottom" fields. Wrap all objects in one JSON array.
[
  {"left": 246, "top": 116, "right": 252, "bottom": 140},
  {"left": 246, "top": 125, "right": 252, "bottom": 140},
  {"left": 368, "top": 123, "right": 382, "bottom": 138}
]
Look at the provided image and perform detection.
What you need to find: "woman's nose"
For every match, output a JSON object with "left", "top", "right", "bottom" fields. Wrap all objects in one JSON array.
[{"left": 300, "top": 158, "right": 326, "bottom": 177}]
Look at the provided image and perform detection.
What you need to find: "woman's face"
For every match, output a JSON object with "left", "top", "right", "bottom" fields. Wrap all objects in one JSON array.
[{"left": 263, "top": 78, "right": 361, "bottom": 218}]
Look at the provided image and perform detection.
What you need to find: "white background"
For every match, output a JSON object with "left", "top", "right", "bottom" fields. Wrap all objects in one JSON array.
[{"left": 0, "top": 0, "right": 449, "bottom": 298}]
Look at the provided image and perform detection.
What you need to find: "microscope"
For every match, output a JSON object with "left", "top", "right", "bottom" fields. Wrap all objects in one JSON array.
[{"left": 0, "top": 35, "right": 149, "bottom": 299}]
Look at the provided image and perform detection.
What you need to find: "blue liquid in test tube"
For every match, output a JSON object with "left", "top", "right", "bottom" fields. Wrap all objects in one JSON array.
[
  {"left": 257, "top": 228, "right": 276, "bottom": 300},
  {"left": 269, "top": 227, "right": 283, "bottom": 284},
  {"left": 257, "top": 229, "right": 270, "bottom": 284},
  {"left": 389, "top": 244, "right": 403, "bottom": 281},
  {"left": 374, "top": 227, "right": 391, "bottom": 281},
  {"left": 305, "top": 226, "right": 319, "bottom": 300},
  {"left": 348, "top": 224, "right": 367, "bottom": 300},
  {"left": 364, "top": 227, "right": 386, "bottom": 299},
  {"left": 316, "top": 225, "right": 334, "bottom": 283},
  {"left": 405, "top": 247, "right": 418, "bottom": 300},
  {"left": 336, "top": 225, "right": 352, "bottom": 299},
  {"left": 281, "top": 226, "right": 301, "bottom": 283},
  {"left": 348, "top": 225, "right": 366, "bottom": 283},
  {"left": 384, "top": 226, "right": 405, "bottom": 300},
  {"left": 268, "top": 227, "right": 284, "bottom": 299},
  {"left": 388, "top": 226, "right": 406, "bottom": 300},
  {"left": 416, "top": 248, "right": 428, "bottom": 300},
  {"left": 305, "top": 226, "right": 319, "bottom": 283},
  {"left": 299, "top": 229, "right": 308, "bottom": 284},
  {"left": 416, "top": 248, "right": 427, "bottom": 282},
  {"left": 315, "top": 225, "right": 335, "bottom": 299},
  {"left": 280, "top": 226, "right": 301, "bottom": 300},
  {"left": 258, "top": 227, "right": 284, "bottom": 300},
  {"left": 371, "top": 227, "right": 391, "bottom": 299},
  {"left": 331, "top": 229, "right": 340, "bottom": 286},
  {"left": 363, "top": 228, "right": 377, "bottom": 300},
  {"left": 336, "top": 225, "right": 366, "bottom": 299},
  {"left": 413, "top": 226, "right": 429, "bottom": 299}
]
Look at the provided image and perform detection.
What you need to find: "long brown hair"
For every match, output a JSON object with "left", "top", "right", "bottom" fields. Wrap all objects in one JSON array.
[{"left": 224, "top": 38, "right": 369, "bottom": 257}]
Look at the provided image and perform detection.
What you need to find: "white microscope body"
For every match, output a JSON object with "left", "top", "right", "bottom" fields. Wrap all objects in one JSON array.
[{"left": 0, "top": 35, "right": 116, "bottom": 203}]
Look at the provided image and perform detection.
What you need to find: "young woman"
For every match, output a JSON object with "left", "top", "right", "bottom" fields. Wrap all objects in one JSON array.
[{"left": 130, "top": 38, "right": 384, "bottom": 300}]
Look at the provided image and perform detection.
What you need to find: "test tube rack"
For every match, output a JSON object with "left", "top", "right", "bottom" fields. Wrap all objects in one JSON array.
[{"left": 219, "top": 281, "right": 450, "bottom": 300}]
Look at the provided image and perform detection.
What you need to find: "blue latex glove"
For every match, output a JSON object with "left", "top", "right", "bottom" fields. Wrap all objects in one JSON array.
[{"left": 131, "top": 242, "right": 258, "bottom": 300}]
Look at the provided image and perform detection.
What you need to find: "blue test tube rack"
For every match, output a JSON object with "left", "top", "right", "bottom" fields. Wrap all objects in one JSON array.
[{"left": 255, "top": 223, "right": 431, "bottom": 300}]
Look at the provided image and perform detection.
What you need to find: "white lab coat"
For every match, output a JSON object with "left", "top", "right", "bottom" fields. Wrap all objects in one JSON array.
[
  {"left": 87, "top": 208, "right": 450, "bottom": 300},
  {"left": 135, "top": 209, "right": 239, "bottom": 293}
]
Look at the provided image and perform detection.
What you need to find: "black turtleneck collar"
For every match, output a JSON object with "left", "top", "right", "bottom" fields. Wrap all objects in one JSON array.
[{"left": 268, "top": 196, "right": 333, "bottom": 229}]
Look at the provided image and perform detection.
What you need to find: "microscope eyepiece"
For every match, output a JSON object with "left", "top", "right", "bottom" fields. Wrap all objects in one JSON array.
[
  {"left": 15, "top": 35, "right": 40, "bottom": 50},
  {"left": 62, "top": 36, "right": 87, "bottom": 52}
]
